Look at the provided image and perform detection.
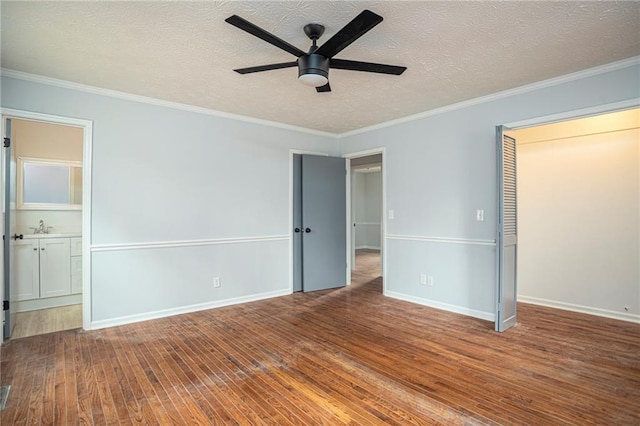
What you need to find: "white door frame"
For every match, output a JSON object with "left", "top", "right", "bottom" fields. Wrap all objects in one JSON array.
[
  {"left": 343, "top": 148, "right": 386, "bottom": 291},
  {"left": 496, "top": 98, "right": 639, "bottom": 331},
  {"left": 1, "top": 108, "right": 93, "bottom": 333},
  {"left": 503, "top": 99, "right": 639, "bottom": 129}
]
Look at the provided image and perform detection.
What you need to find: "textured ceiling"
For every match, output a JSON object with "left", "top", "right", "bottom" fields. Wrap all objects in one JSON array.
[{"left": 1, "top": 1, "right": 639, "bottom": 134}]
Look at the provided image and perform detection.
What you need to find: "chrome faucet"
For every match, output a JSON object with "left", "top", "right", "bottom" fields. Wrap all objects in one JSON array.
[{"left": 30, "top": 220, "right": 52, "bottom": 234}]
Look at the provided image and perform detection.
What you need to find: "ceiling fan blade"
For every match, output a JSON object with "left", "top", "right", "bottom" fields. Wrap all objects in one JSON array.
[
  {"left": 330, "top": 59, "right": 406, "bottom": 75},
  {"left": 315, "top": 10, "right": 383, "bottom": 58},
  {"left": 316, "top": 82, "right": 331, "bottom": 93},
  {"left": 234, "top": 62, "right": 298, "bottom": 74},
  {"left": 226, "top": 15, "right": 305, "bottom": 57}
]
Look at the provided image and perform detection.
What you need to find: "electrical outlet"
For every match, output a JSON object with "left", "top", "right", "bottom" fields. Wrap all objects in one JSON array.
[
  {"left": 420, "top": 274, "right": 427, "bottom": 285},
  {"left": 213, "top": 277, "right": 221, "bottom": 288},
  {"left": 388, "top": 209, "right": 395, "bottom": 220},
  {"left": 427, "top": 276, "right": 434, "bottom": 287}
]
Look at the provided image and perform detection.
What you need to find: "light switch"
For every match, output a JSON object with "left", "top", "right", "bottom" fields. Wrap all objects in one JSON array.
[
  {"left": 388, "top": 209, "right": 394, "bottom": 220},
  {"left": 476, "top": 209, "right": 484, "bottom": 222}
]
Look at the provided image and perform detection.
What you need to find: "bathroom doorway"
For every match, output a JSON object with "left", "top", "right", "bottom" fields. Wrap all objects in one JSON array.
[{"left": 2, "top": 112, "right": 91, "bottom": 340}]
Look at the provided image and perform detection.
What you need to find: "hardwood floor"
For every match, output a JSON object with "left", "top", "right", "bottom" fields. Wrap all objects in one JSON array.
[
  {"left": 352, "top": 249, "right": 380, "bottom": 283},
  {"left": 1, "top": 252, "right": 639, "bottom": 424},
  {"left": 10, "top": 304, "right": 82, "bottom": 340}
]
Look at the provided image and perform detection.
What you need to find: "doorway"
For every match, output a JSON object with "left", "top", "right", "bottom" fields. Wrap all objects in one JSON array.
[
  {"left": 496, "top": 103, "right": 639, "bottom": 331},
  {"left": 346, "top": 150, "right": 384, "bottom": 291},
  {"left": 290, "top": 149, "right": 385, "bottom": 294},
  {"left": 513, "top": 108, "right": 639, "bottom": 321},
  {"left": 2, "top": 110, "right": 92, "bottom": 341}
]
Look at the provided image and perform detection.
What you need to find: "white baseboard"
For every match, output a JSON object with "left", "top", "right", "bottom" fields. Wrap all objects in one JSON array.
[
  {"left": 385, "top": 290, "right": 495, "bottom": 322},
  {"left": 518, "top": 295, "right": 640, "bottom": 324},
  {"left": 355, "top": 245, "right": 381, "bottom": 250},
  {"left": 13, "top": 294, "right": 82, "bottom": 313},
  {"left": 90, "top": 289, "right": 291, "bottom": 330}
]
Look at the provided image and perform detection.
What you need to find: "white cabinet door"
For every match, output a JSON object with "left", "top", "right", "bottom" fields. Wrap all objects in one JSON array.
[
  {"left": 70, "top": 237, "right": 83, "bottom": 294},
  {"left": 39, "top": 238, "right": 71, "bottom": 298},
  {"left": 71, "top": 256, "right": 82, "bottom": 294},
  {"left": 13, "top": 239, "right": 40, "bottom": 301}
]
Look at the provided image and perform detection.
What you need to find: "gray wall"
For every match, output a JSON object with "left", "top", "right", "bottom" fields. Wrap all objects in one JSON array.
[
  {"left": 1, "top": 76, "right": 337, "bottom": 326},
  {"left": 2, "top": 59, "right": 638, "bottom": 327},
  {"left": 339, "top": 62, "right": 640, "bottom": 320}
]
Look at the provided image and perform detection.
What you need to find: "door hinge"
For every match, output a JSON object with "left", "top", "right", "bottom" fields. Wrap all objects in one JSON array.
[
  {"left": 3, "top": 300, "right": 8, "bottom": 311},
  {"left": 3, "top": 137, "right": 10, "bottom": 148}
]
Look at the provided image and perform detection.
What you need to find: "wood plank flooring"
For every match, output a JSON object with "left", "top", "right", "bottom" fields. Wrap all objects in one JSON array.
[
  {"left": 10, "top": 304, "right": 82, "bottom": 340},
  {"left": 1, "top": 250, "right": 639, "bottom": 424}
]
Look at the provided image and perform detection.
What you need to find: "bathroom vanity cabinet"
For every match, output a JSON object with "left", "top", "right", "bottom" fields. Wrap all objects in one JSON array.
[{"left": 13, "top": 235, "right": 82, "bottom": 306}]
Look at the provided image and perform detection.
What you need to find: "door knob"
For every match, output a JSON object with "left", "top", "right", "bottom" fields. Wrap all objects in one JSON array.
[
  {"left": 294, "top": 228, "right": 301, "bottom": 233},
  {"left": 12, "top": 234, "right": 23, "bottom": 240},
  {"left": 304, "top": 228, "right": 311, "bottom": 233}
]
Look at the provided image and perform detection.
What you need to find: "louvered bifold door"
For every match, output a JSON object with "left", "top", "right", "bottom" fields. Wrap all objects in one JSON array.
[{"left": 495, "top": 126, "right": 518, "bottom": 332}]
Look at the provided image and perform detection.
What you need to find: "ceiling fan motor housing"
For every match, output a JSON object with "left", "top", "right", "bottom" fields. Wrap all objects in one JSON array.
[{"left": 298, "top": 54, "right": 329, "bottom": 81}]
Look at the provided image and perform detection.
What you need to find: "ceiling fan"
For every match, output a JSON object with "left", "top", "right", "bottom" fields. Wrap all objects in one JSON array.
[{"left": 225, "top": 10, "right": 407, "bottom": 93}]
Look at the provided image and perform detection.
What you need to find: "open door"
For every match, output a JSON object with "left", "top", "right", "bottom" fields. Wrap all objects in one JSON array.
[
  {"left": 3, "top": 118, "right": 16, "bottom": 339},
  {"left": 300, "top": 154, "right": 346, "bottom": 292},
  {"left": 496, "top": 125, "right": 518, "bottom": 332}
]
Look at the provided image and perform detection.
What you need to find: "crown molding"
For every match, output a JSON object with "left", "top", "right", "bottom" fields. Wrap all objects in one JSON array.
[
  {"left": 3, "top": 55, "right": 639, "bottom": 140},
  {"left": 0, "top": 68, "right": 338, "bottom": 139},
  {"left": 338, "top": 55, "right": 640, "bottom": 138}
]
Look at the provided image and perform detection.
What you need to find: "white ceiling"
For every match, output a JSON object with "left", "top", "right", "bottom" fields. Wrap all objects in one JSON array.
[{"left": 1, "top": 1, "right": 639, "bottom": 134}]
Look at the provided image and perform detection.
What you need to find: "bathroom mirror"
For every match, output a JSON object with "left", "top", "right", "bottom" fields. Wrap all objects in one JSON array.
[{"left": 17, "top": 157, "right": 82, "bottom": 210}]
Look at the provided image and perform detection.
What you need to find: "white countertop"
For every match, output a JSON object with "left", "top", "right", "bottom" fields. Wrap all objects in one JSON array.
[{"left": 23, "top": 233, "right": 82, "bottom": 239}]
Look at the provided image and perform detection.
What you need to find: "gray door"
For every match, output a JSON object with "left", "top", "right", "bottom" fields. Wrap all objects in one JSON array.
[
  {"left": 3, "top": 118, "right": 15, "bottom": 339},
  {"left": 495, "top": 126, "right": 518, "bottom": 332},
  {"left": 301, "top": 155, "right": 346, "bottom": 292}
]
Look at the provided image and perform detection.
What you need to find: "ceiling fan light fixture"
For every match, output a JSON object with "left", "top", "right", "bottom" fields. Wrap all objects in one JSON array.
[
  {"left": 298, "top": 72, "right": 328, "bottom": 87},
  {"left": 298, "top": 54, "right": 329, "bottom": 87}
]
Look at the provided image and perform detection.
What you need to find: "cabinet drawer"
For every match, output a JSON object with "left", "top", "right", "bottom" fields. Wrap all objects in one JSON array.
[{"left": 70, "top": 237, "right": 82, "bottom": 256}]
